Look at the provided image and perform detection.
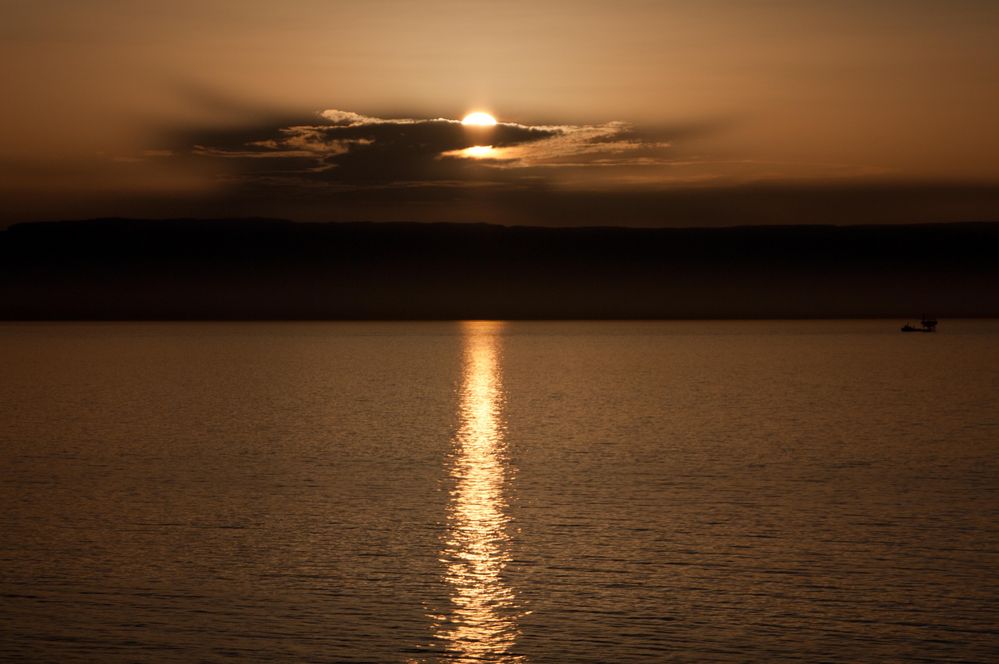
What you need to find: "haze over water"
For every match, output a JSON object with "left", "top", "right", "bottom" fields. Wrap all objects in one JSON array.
[{"left": 2, "top": 320, "right": 998, "bottom": 662}]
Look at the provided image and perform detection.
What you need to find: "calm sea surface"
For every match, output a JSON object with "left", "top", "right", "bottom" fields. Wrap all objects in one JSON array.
[{"left": 1, "top": 321, "right": 998, "bottom": 662}]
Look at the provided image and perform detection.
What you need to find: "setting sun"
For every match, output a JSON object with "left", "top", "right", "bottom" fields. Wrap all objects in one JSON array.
[{"left": 461, "top": 112, "right": 497, "bottom": 127}]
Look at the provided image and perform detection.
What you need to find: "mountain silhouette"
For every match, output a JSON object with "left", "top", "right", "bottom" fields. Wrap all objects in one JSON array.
[{"left": 2, "top": 219, "right": 997, "bottom": 319}]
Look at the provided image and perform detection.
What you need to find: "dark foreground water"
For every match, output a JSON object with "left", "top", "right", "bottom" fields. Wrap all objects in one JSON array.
[{"left": 1, "top": 321, "right": 998, "bottom": 662}]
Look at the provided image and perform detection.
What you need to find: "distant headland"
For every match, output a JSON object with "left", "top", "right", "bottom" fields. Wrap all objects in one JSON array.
[{"left": 2, "top": 219, "right": 997, "bottom": 320}]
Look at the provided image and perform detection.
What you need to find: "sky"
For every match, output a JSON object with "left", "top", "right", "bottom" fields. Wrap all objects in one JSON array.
[{"left": 2, "top": 0, "right": 999, "bottom": 226}]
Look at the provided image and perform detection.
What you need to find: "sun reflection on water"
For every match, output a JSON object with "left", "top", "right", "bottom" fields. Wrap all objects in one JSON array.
[{"left": 434, "top": 321, "right": 523, "bottom": 662}]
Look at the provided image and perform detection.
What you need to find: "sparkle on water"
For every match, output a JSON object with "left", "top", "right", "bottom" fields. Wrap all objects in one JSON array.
[{"left": 434, "top": 321, "right": 524, "bottom": 662}]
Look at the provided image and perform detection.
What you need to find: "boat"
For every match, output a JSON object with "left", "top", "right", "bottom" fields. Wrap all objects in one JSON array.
[{"left": 901, "top": 316, "right": 938, "bottom": 333}]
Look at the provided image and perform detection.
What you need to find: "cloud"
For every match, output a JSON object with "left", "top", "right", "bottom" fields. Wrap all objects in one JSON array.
[{"left": 171, "top": 109, "right": 683, "bottom": 189}]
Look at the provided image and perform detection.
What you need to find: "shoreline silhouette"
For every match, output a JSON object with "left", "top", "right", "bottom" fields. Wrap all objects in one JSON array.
[{"left": 2, "top": 219, "right": 997, "bottom": 320}]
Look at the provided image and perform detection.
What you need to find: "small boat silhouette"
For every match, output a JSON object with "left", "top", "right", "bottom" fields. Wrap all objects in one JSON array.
[{"left": 901, "top": 316, "right": 938, "bottom": 333}]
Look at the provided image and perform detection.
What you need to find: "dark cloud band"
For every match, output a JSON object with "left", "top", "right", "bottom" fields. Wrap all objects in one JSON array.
[{"left": 175, "top": 109, "right": 677, "bottom": 187}]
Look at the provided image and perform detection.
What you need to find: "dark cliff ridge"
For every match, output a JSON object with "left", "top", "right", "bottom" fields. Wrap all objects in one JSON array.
[{"left": 2, "top": 218, "right": 997, "bottom": 319}]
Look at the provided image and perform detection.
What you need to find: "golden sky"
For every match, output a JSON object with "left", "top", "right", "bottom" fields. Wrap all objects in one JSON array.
[{"left": 2, "top": 0, "right": 999, "bottom": 225}]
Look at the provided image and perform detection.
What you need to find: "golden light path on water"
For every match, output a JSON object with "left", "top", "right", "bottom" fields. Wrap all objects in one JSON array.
[{"left": 434, "top": 321, "right": 524, "bottom": 662}]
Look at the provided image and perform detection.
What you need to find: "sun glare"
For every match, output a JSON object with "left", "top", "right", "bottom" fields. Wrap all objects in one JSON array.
[
  {"left": 462, "top": 112, "right": 497, "bottom": 127},
  {"left": 463, "top": 145, "right": 496, "bottom": 158}
]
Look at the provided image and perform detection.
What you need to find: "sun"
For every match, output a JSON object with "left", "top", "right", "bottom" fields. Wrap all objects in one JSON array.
[{"left": 461, "top": 112, "right": 497, "bottom": 127}]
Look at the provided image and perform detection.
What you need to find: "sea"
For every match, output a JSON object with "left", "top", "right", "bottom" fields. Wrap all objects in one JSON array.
[{"left": 1, "top": 320, "right": 997, "bottom": 662}]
